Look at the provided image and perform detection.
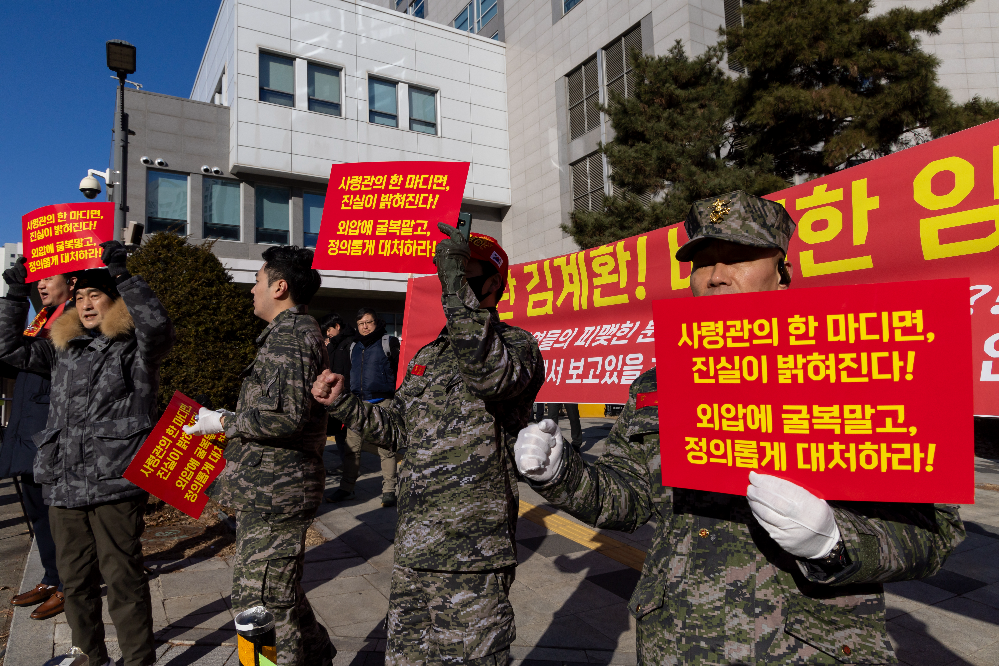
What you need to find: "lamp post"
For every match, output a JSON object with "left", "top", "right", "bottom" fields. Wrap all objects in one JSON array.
[{"left": 106, "top": 39, "right": 136, "bottom": 242}]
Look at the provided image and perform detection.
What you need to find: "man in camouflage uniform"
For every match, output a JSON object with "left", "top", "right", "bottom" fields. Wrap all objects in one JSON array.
[
  {"left": 186, "top": 245, "right": 334, "bottom": 666},
  {"left": 514, "top": 191, "right": 965, "bottom": 665},
  {"left": 313, "top": 225, "right": 544, "bottom": 665},
  {"left": 0, "top": 242, "right": 175, "bottom": 666}
]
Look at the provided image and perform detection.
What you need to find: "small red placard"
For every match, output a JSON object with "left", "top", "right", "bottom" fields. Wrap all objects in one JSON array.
[
  {"left": 652, "top": 278, "right": 974, "bottom": 504},
  {"left": 22, "top": 202, "right": 114, "bottom": 281},
  {"left": 123, "top": 392, "right": 226, "bottom": 519},
  {"left": 312, "top": 161, "right": 470, "bottom": 274}
]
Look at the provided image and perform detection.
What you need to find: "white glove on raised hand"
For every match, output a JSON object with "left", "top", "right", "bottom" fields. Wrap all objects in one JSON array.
[
  {"left": 182, "top": 407, "right": 234, "bottom": 436},
  {"left": 746, "top": 471, "right": 841, "bottom": 559},
  {"left": 514, "top": 419, "right": 564, "bottom": 482}
]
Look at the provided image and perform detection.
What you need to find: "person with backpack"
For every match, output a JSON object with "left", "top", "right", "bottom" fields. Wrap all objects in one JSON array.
[
  {"left": 325, "top": 307, "right": 400, "bottom": 507},
  {"left": 319, "top": 313, "right": 355, "bottom": 472}
]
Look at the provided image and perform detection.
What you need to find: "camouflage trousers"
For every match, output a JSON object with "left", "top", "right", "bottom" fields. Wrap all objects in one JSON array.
[
  {"left": 232, "top": 509, "right": 334, "bottom": 666},
  {"left": 386, "top": 564, "right": 515, "bottom": 666}
]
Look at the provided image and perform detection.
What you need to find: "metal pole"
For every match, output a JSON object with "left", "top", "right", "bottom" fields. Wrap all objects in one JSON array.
[
  {"left": 11, "top": 477, "right": 34, "bottom": 540},
  {"left": 114, "top": 73, "right": 129, "bottom": 241}
]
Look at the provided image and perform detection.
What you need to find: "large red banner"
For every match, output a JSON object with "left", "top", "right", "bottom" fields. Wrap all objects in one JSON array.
[
  {"left": 123, "top": 392, "right": 225, "bottom": 519},
  {"left": 22, "top": 202, "right": 114, "bottom": 281},
  {"left": 398, "top": 121, "right": 998, "bottom": 414},
  {"left": 313, "top": 161, "right": 469, "bottom": 274},
  {"left": 654, "top": 279, "right": 974, "bottom": 503}
]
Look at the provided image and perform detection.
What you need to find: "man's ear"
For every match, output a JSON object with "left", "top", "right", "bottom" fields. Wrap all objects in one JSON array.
[
  {"left": 778, "top": 259, "right": 793, "bottom": 289},
  {"left": 273, "top": 278, "right": 290, "bottom": 299},
  {"left": 67, "top": 276, "right": 78, "bottom": 289}
]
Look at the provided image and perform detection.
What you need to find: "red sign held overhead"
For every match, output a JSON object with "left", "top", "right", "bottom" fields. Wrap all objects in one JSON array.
[
  {"left": 313, "top": 161, "right": 470, "bottom": 274},
  {"left": 653, "top": 279, "right": 974, "bottom": 504},
  {"left": 22, "top": 202, "right": 115, "bottom": 281},
  {"left": 123, "top": 392, "right": 226, "bottom": 519}
]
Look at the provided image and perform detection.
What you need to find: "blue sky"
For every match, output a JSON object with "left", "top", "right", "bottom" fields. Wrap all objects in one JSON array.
[{"left": 0, "top": 1, "right": 222, "bottom": 243}]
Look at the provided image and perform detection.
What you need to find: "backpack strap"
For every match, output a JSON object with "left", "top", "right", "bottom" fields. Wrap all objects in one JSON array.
[{"left": 382, "top": 334, "right": 391, "bottom": 356}]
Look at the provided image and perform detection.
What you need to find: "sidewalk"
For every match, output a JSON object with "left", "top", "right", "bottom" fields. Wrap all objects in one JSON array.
[{"left": 5, "top": 418, "right": 998, "bottom": 665}]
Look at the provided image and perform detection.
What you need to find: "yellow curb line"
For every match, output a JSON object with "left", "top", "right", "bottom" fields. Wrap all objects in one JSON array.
[{"left": 518, "top": 500, "right": 646, "bottom": 571}]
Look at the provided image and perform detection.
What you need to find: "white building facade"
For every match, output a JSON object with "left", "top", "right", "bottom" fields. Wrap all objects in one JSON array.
[{"left": 117, "top": 0, "right": 995, "bottom": 321}]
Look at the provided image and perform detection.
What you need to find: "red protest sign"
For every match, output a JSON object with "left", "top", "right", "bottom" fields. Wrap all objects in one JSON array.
[
  {"left": 398, "top": 121, "right": 997, "bottom": 414},
  {"left": 123, "top": 391, "right": 226, "bottom": 519},
  {"left": 22, "top": 202, "right": 114, "bottom": 281},
  {"left": 652, "top": 278, "right": 974, "bottom": 504},
  {"left": 312, "top": 161, "right": 470, "bottom": 274}
]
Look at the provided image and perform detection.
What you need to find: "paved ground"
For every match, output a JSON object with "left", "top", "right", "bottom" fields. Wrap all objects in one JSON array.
[
  {"left": 0, "top": 477, "right": 33, "bottom": 665},
  {"left": 5, "top": 418, "right": 998, "bottom": 665}
]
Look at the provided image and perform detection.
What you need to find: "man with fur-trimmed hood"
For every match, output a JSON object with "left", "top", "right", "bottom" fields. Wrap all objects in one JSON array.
[{"left": 0, "top": 241, "right": 175, "bottom": 666}]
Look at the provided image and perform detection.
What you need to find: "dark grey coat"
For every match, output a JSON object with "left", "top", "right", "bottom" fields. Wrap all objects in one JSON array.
[{"left": 0, "top": 275, "right": 175, "bottom": 508}]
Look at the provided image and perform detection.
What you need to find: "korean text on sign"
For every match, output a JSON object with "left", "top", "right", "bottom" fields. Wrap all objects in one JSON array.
[
  {"left": 654, "top": 278, "right": 974, "bottom": 503},
  {"left": 313, "top": 161, "right": 470, "bottom": 274},
  {"left": 123, "top": 392, "right": 226, "bottom": 519},
  {"left": 21, "top": 202, "right": 115, "bottom": 281}
]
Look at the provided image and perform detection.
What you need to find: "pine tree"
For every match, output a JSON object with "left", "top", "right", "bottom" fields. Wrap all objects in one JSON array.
[
  {"left": 726, "top": 0, "right": 999, "bottom": 179},
  {"left": 565, "top": 43, "right": 787, "bottom": 249},
  {"left": 126, "top": 234, "right": 264, "bottom": 412}
]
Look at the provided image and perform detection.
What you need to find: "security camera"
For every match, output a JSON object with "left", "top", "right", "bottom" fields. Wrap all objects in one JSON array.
[
  {"left": 141, "top": 156, "right": 152, "bottom": 165},
  {"left": 212, "top": 167, "right": 223, "bottom": 175},
  {"left": 79, "top": 175, "right": 102, "bottom": 199},
  {"left": 201, "top": 165, "right": 211, "bottom": 173},
  {"left": 155, "top": 158, "right": 167, "bottom": 167}
]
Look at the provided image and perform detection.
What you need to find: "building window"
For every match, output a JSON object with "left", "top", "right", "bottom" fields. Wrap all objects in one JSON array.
[
  {"left": 203, "top": 178, "right": 240, "bottom": 241},
  {"left": 255, "top": 185, "right": 290, "bottom": 244},
  {"left": 571, "top": 153, "right": 605, "bottom": 212},
  {"left": 303, "top": 192, "right": 324, "bottom": 248},
  {"left": 378, "top": 312, "right": 404, "bottom": 339},
  {"left": 369, "top": 78, "right": 398, "bottom": 127},
  {"left": 409, "top": 87, "right": 437, "bottom": 134},
  {"left": 491, "top": 31, "right": 500, "bottom": 40},
  {"left": 604, "top": 24, "right": 643, "bottom": 101},
  {"left": 564, "top": 0, "right": 583, "bottom": 14},
  {"left": 408, "top": 0, "right": 425, "bottom": 18},
  {"left": 477, "top": 0, "right": 497, "bottom": 30},
  {"left": 724, "top": 0, "right": 745, "bottom": 72},
  {"left": 146, "top": 171, "right": 188, "bottom": 234},
  {"left": 454, "top": 3, "right": 473, "bottom": 31},
  {"left": 567, "top": 57, "right": 600, "bottom": 140},
  {"left": 308, "top": 63, "right": 342, "bottom": 116},
  {"left": 259, "top": 53, "right": 294, "bottom": 107}
]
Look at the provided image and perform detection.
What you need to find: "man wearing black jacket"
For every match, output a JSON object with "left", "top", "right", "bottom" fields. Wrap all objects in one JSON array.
[
  {"left": 326, "top": 308, "right": 399, "bottom": 507},
  {"left": 0, "top": 272, "right": 76, "bottom": 620}
]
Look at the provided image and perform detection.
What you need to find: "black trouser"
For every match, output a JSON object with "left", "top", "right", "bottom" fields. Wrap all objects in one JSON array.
[
  {"left": 49, "top": 494, "right": 155, "bottom": 666},
  {"left": 19, "top": 474, "right": 61, "bottom": 589}
]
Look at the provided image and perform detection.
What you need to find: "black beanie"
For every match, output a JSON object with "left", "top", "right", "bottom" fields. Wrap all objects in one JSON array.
[{"left": 74, "top": 269, "right": 120, "bottom": 300}]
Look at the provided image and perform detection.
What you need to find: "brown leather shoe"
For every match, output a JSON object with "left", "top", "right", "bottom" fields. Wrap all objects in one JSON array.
[
  {"left": 30, "top": 590, "right": 64, "bottom": 619},
  {"left": 12, "top": 583, "right": 56, "bottom": 607}
]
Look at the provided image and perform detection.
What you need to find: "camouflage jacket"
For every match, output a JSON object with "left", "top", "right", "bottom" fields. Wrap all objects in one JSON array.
[
  {"left": 331, "top": 283, "right": 544, "bottom": 571},
  {"left": 0, "top": 276, "right": 175, "bottom": 508},
  {"left": 209, "top": 306, "right": 328, "bottom": 514},
  {"left": 533, "top": 368, "right": 965, "bottom": 664}
]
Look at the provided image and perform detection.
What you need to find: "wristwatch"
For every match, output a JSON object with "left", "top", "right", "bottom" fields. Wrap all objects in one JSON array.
[{"left": 813, "top": 540, "right": 848, "bottom": 569}]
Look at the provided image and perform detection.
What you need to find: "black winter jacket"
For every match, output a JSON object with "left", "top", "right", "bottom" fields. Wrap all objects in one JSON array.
[{"left": 0, "top": 276, "right": 175, "bottom": 507}]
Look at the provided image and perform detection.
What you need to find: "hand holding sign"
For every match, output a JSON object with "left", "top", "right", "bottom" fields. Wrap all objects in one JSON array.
[{"left": 746, "top": 471, "right": 840, "bottom": 559}]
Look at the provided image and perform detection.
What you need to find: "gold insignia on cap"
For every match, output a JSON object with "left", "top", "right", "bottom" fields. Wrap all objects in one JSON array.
[{"left": 709, "top": 199, "right": 731, "bottom": 223}]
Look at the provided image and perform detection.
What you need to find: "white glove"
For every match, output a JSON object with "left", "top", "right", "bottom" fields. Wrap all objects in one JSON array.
[
  {"left": 513, "top": 419, "right": 564, "bottom": 482},
  {"left": 746, "top": 471, "right": 841, "bottom": 559},
  {"left": 182, "top": 407, "right": 233, "bottom": 436}
]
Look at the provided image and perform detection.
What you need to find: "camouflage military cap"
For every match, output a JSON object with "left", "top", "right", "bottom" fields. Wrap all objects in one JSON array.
[{"left": 675, "top": 191, "right": 796, "bottom": 262}]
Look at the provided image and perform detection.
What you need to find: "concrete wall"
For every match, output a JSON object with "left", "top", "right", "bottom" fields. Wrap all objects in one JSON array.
[{"left": 872, "top": 0, "right": 998, "bottom": 104}]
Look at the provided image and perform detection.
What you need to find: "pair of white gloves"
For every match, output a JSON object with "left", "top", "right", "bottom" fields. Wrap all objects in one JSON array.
[{"left": 514, "top": 420, "right": 841, "bottom": 560}]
